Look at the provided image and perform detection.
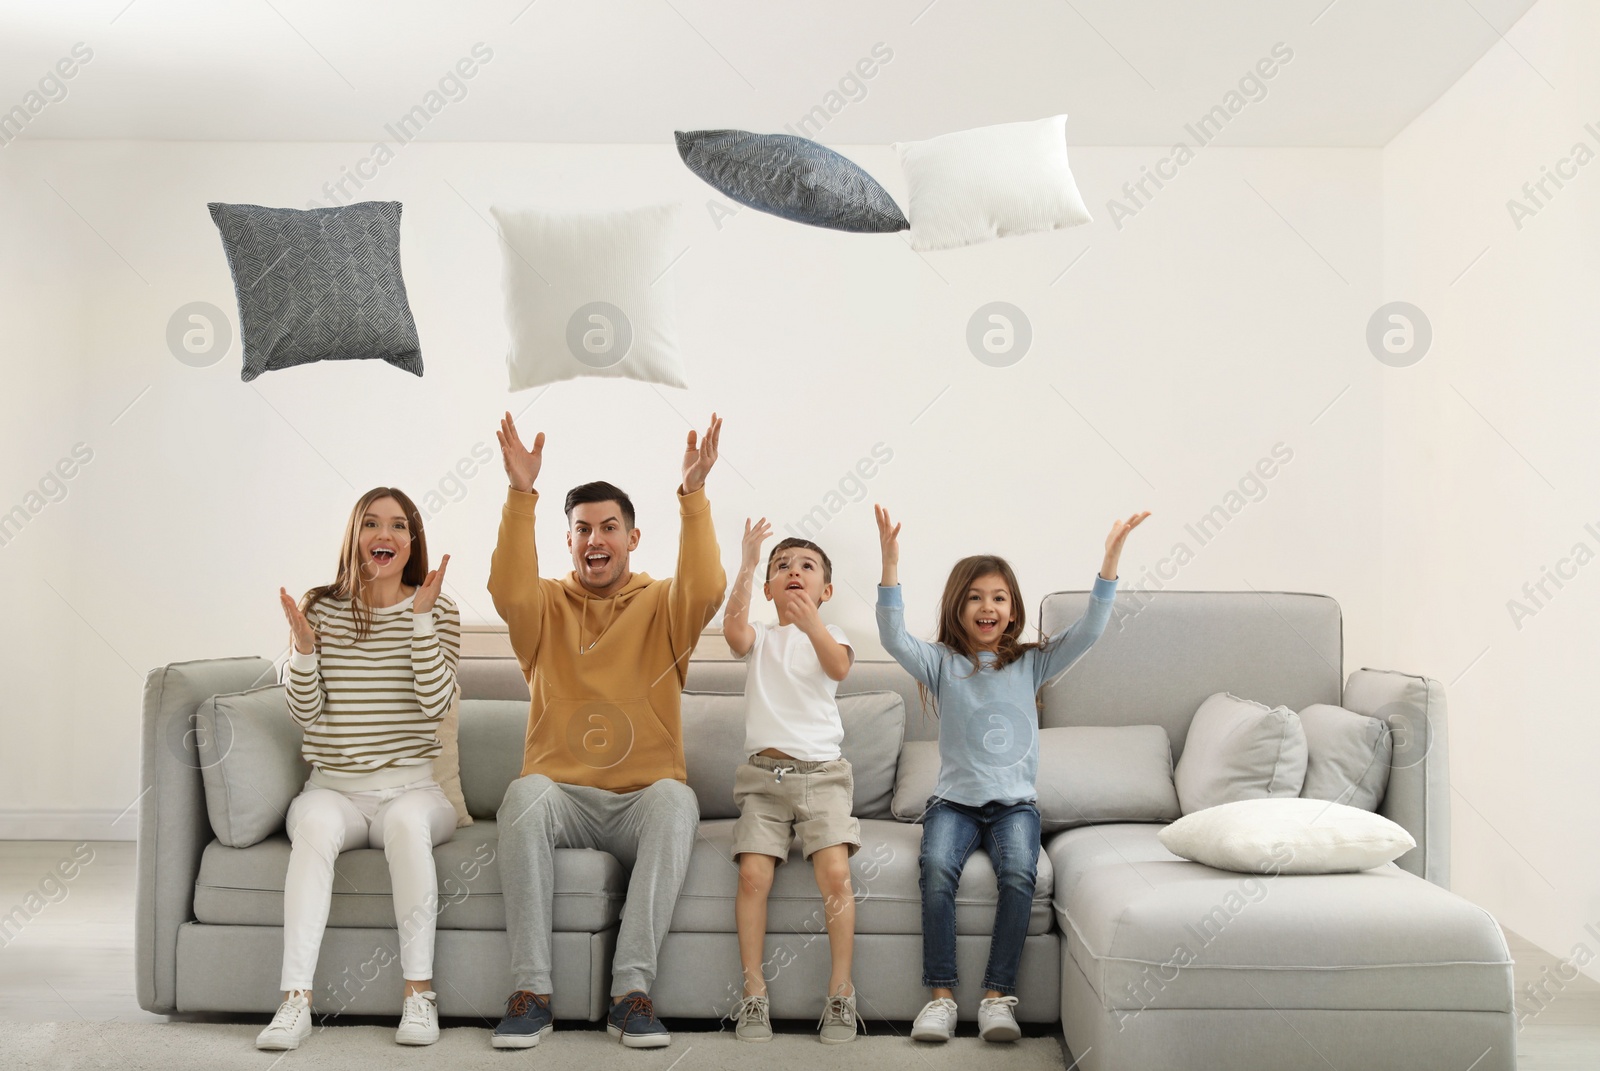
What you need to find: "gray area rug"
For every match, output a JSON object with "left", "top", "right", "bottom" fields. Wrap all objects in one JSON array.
[{"left": 13, "top": 1022, "right": 1073, "bottom": 1070}]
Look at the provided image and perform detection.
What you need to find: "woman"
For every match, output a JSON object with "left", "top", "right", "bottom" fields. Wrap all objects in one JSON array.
[{"left": 256, "top": 487, "right": 461, "bottom": 1051}]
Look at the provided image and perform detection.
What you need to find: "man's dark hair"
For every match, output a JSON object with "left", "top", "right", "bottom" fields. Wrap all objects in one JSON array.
[
  {"left": 766, "top": 537, "right": 832, "bottom": 584},
  {"left": 564, "top": 481, "right": 636, "bottom": 531}
]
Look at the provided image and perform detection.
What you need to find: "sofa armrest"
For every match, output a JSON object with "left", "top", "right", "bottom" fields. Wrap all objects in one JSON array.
[
  {"left": 1340, "top": 667, "right": 1449, "bottom": 888},
  {"left": 136, "top": 656, "right": 277, "bottom": 1013}
]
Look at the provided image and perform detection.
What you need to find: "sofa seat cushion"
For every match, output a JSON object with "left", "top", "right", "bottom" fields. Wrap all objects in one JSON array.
[
  {"left": 193, "top": 819, "right": 623, "bottom": 932},
  {"left": 1047, "top": 824, "right": 1512, "bottom": 1013},
  {"left": 670, "top": 818, "right": 1054, "bottom": 936}
]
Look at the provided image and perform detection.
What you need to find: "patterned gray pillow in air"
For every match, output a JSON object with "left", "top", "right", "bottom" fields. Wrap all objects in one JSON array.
[
  {"left": 675, "top": 129, "right": 908, "bottom": 233},
  {"left": 208, "top": 200, "right": 423, "bottom": 382}
]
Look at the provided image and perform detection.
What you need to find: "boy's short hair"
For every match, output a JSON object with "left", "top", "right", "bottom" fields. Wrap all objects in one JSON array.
[
  {"left": 564, "top": 481, "right": 635, "bottom": 530},
  {"left": 766, "top": 537, "right": 832, "bottom": 584}
]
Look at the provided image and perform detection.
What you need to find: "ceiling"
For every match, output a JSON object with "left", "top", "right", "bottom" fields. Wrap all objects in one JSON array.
[{"left": 0, "top": 0, "right": 1540, "bottom": 146}]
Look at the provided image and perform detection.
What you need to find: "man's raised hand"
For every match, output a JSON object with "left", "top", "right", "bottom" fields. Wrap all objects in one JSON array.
[
  {"left": 681, "top": 413, "right": 722, "bottom": 494},
  {"left": 498, "top": 412, "right": 545, "bottom": 494}
]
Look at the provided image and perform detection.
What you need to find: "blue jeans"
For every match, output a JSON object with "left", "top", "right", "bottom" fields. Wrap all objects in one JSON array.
[{"left": 918, "top": 797, "right": 1041, "bottom": 995}]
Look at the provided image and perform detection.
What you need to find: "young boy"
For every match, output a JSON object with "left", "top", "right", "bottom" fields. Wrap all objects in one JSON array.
[{"left": 722, "top": 519, "right": 860, "bottom": 1044}]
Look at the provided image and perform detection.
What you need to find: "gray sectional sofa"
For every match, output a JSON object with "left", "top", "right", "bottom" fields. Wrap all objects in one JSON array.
[{"left": 135, "top": 589, "right": 1517, "bottom": 1069}]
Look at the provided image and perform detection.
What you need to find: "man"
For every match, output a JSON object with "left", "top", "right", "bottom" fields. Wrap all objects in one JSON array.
[{"left": 486, "top": 410, "right": 726, "bottom": 1050}]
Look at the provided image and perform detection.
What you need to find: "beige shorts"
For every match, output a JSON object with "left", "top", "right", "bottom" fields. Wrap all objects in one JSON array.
[{"left": 732, "top": 754, "right": 861, "bottom": 864}]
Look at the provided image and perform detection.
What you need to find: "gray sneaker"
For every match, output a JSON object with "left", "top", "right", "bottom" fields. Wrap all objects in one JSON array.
[
  {"left": 734, "top": 994, "right": 772, "bottom": 1042},
  {"left": 818, "top": 989, "right": 860, "bottom": 1044}
]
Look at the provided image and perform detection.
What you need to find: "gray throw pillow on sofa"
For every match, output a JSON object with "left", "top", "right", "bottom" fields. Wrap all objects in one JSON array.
[
  {"left": 195, "top": 685, "right": 309, "bottom": 848},
  {"left": 1174, "top": 692, "right": 1307, "bottom": 814},
  {"left": 208, "top": 200, "right": 423, "bottom": 382},
  {"left": 675, "top": 129, "right": 909, "bottom": 233},
  {"left": 682, "top": 690, "right": 905, "bottom": 820},
  {"left": 890, "top": 727, "right": 1179, "bottom": 830},
  {"left": 890, "top": 739, "right": 941, "bottom": 821},
  {"left": 1298, "top": 703, "right": 1393, "bottom": 811},
  {"left": 1036, "top": 725, "right": 1179, "bottom": 832}
]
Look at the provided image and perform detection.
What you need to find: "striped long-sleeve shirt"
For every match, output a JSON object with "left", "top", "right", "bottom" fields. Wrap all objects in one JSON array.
[{"left": 285, "top": 592, "right": 461, "bottom": 791}]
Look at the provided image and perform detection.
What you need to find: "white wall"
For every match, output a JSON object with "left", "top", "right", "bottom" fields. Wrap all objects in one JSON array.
[
  {"left": 1383, "top": 0, "right": 1600, "bottom": 981},
  {"left": 0, "top": 139, "right": 1384, "bottom": 843}
]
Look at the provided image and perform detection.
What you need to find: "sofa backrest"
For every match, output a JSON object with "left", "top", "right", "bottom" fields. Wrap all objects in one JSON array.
[
  {"left": 454, "top": 690, "right": 907, "bottom": 821},
  {"left": 459, "top": 655, "right": 940, "bottom": 740},
  {"left": 1037, "top": 589, "right": 1343, "bottom": 761}
]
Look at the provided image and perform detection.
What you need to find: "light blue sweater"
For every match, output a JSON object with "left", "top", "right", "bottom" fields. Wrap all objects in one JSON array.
[{"left": 876, "top": 576, "right": 1119, "bottom": 807}]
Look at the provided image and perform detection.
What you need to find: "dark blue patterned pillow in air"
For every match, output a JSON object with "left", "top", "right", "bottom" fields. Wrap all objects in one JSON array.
[
  {"left": 208, "top": 200, "right": 423, "bottom": 382},
  {"left": 675, "top": 129, "right": 908, "bottom": 233}
]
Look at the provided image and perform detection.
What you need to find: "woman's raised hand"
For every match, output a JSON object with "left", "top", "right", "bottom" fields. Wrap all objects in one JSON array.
[
  {"left": 874, "top": 504, "right": 901, "bottom": 587},
  {"left": 498, "top": 412, "right": 545, "bottom": 494},
  {"left": 279, "top": 588, "right": 316, "bottom": 655},
  {"left": 414, "top": 554, "right": 450, "bottom": 615}
]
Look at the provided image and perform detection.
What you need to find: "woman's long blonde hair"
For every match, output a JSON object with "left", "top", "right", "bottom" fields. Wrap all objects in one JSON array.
[{"left": 302, "top": 487, "right": 429, "bottom": 641}]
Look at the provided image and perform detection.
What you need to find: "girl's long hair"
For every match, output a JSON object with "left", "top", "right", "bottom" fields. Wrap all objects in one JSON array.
[
  {"left": 302, "top": 487, "right": 429, "bottom": 641},
  {"left": 916, "top": 554, "right": 1044, "bottom": 716}
]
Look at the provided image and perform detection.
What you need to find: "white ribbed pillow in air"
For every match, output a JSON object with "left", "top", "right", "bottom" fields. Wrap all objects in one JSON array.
[
  {"left": 491, "top": 202, "right": 689, "bottom": 391},
  {"left": 893, "top": 114, "right": 1092, "bottom": 251}
]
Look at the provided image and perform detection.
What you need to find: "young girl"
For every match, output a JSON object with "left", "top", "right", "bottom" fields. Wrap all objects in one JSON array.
[
  {"left": 873, "top": 503, "right": 1146, "bottom": 1044},
  {"left": 256, "top": 487, "right": 461, "bottom": 1051}
]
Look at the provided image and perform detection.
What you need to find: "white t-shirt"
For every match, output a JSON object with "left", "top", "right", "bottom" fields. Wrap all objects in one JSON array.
[{"left": 738, "top": 620, "right": 854, "bottom": 761}]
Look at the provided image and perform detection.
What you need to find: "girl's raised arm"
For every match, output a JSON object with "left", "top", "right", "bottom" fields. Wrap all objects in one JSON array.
[{"left": 1037, "top": 511, "right": 1148, "bottom": 685}]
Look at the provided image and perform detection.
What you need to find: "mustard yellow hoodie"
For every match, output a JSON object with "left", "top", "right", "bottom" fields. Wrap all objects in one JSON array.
[{"left": 487, "top": 485, "right": 726, "bottom": 793}]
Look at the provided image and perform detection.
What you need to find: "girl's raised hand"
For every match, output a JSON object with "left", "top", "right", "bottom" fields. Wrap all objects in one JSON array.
[
  {"left": 874, "top": 504, "right": 901, "bottom": 566},
  {"left": 1102, "top": 511, "right": 1151, "bottom": 579},
  {"left": 741, "top": 517, "right": 771, "bottom": 571},
  {"left": 414, "top": 554, "right": 450, "bottom": 615},
  {"left": 875, "top": 503, "right": 902, "bottom": 587},
  {"left": 498, "top": 412, "right": 545, "bottom": 494},
  {"left": 279, "top": 587, "right": 316, "bottom": 655}
]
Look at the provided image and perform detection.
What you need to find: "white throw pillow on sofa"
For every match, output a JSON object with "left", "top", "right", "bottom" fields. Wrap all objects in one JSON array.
[
  {"left": 1158, "top": 797, "right": 1416, "bottom": 874},
  {"left": 892, "top": 114, "right": 1092, "bottom": 251},
  {"left": 1174, "top": 692, "right": 1307, "bottom": 814},
  {"left": 491, "top": 202, "right": 689, "bottom": 391}
]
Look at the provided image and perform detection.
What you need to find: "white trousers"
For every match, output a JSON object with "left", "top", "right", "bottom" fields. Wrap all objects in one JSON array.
[{"left": 279, "top": 778, "right": 457, "bottom": 991}]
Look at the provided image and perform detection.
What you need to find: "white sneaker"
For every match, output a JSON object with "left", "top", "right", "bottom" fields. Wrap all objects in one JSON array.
[
  {"left": 396, "top": 990, "right": 440, "bottom": 1046},
  {"left": 910, "top": 997, "right": 958, "bottom": 1042},
  {"left": 256, "top": 992, "right": 312, "bottom": 1050},
  {"left": 978, "top": 995, "right": 1021, "bottom": 1042}
]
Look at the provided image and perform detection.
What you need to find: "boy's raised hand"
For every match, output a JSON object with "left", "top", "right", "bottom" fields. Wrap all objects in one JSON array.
[
  {"left": 681, "top": 412, "right": 722, "bottom": 494},
  {"left": 741, "top": 516, "right": 771, "bottom": 571},
  {"left": 498, "top": 412, "right": 545, "bottom": 494},
  {"left": 279, "top": 587, "right": 315, "bottom": 655},
  {"left": 414, "top": 553, "right": 450, "bottom": 615},
  {"left": 875, "top": 503, "right": 901, "bottom": 587},
  {"left": 1102, "top": 511, "right": 1151, "bottom": 580}
]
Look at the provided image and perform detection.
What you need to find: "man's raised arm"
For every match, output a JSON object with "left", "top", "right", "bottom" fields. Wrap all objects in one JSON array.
[
  {"left": 487, "top": 412, "right": 548, "bottom": 676},
  {"left": 667, "top": 413, "right": 727, "bottom": 653}
]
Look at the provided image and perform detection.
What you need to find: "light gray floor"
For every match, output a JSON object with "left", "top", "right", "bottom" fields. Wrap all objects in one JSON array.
[{"left": 2, "top": 841, "right": 1597, "bottom": 1067}]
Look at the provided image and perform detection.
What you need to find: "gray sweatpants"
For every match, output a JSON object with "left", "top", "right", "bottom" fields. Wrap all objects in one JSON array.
[{"left": 497, "top": 773, "right": 699, "bottom": 997}]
